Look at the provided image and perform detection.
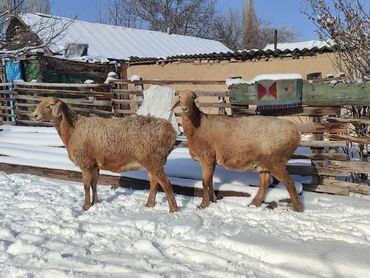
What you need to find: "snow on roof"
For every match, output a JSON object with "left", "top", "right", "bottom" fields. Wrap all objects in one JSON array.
[
  {"left": 263, "top": 40, "right": 333, "bottom": 52},
  {"left": 19, "top": 13, "right": 231, "bottom": 60}
]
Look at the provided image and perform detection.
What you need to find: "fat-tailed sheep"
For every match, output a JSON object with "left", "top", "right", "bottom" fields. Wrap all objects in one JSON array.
[
  {"left": 172, "top": 91, "right": 303, "bottom": 212},
  {"left": 33, "top": 97, "right": 178, "bottom": 212}
]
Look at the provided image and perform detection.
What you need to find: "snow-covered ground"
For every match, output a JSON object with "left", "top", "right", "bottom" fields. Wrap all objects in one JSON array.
[
  {"left": 1, "top": 126, "right": 370, "bottom": 277},
  {"left": 1, "top": 172, "right": 370, "bottom": 277}
]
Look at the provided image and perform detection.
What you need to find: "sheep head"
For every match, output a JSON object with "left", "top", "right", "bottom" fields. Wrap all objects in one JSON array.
[
  {"left": 32, "top": 97, "right": 65, "bottom": 122},
  {"left": 171, "top": 91, "right": 197, "bottom": 116}
]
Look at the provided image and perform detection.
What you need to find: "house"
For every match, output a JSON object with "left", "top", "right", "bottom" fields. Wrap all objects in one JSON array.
[
  {"left": 0, "top": 13, "right": 231, "bottom": 83},
  {"left": 126, "top": 39, "right": 341, "bottom": 90}
]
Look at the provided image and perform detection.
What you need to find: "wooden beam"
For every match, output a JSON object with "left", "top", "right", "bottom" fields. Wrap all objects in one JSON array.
[
  {"left": 299, "top": 140, "right": 347, "bottom": 148},
  {"left": 230, "top": 83, "right": 370, "bottom": 106},
  {"left": 298, "top": 122, "right": 347, "bottom": 134},
  {"left": 14, "top": 82, "right": 110, "bottom": 88},
  {"left": 326, "top": 117, "right": 370, "bottom": 125},
  {"left": 0, "top": 163, "right": 251, "bottom": 199},
  {"left": 114, "top": 80, "right": 226, "bottom": 85},
  {"left": 329, "top": 134, "right": 370, "bottom": 144},
  {"left": 231, "top": 106, "right": 341, "bottom": 117},
  {"left": 329, "top": 160, "right": 370, "bottom": 174}
]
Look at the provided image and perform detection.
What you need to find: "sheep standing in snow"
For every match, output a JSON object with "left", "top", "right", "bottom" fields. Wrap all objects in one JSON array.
[
  {"left": 32, "top": 97, "right": 178, "bottom": 212},
  {"left": 172, "top": 91, "right": 303, "bottom": 212}
]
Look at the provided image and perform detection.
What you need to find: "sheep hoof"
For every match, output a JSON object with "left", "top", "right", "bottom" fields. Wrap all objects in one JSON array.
[
  {"left": 249, "top": 198, "right": 263, "bottom": 207},
  {"left": 198, "top": 201, "right": 210, "bottom": 209},
  {"left": 169, "top": 206, "right": 178, "bottom": 213},
  {"left": 144, "top": 201, "right": 155, "bottom": 208},
  {"left": 293, "top": 203, "right": 304, "bottom": 212},
  {"left": 111, "top": 185, "right": 119, "bottom": 190},
  {"left": 210, "top": 193, "right": 217, "bottom": 203},
  {"left": 82, "top": 204, "right": 91, "bottom": 211}
]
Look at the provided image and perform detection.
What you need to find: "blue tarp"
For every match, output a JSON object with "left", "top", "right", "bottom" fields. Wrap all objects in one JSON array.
[
  {"left": 3, "top": 61, "right": 22, "bottom": 121},
  {"left": 5, "top": 61, "right": 22, "bottom": 82}
]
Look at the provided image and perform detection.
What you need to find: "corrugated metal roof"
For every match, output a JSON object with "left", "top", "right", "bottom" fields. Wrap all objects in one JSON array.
[
  {"left": 19, "top": 13, "right": 231, "bottom": 60},
  {"left": 129, "top": 40, "right": 336, "bottom": 64},
  {"left": 263, "top": 40, "right": 333, "bottom": 52}
]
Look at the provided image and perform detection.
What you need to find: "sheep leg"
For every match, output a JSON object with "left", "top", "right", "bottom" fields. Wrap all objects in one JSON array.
[
  {"left": 145, "top": 172, "right": 159, "bottom": 208},
  {"left": 250, "top": 171, "right": 270, "bottom": 207},
  {"left": 153, "top": 168, "right": 178, "bottom": 213},
  {"left": 270, "top": 167, "right": 304, "bottom": 212},
  {"left": 91, "top": 168, "right": 99, "bottom": 206},
  {"left": 199, "top": 162, "right": 216, "bottom": 208},
  {"left": 81, "top": 169, "right": 93, "bottom": 211},
  {"left": 208, "top": 164, "right": 217, "bottom": 203}
]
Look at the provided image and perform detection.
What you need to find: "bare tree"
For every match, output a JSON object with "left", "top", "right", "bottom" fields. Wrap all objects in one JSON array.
[
  {"left": 98, "top": 0, "right": 217, "bottom": 38},
  {"left": 1, "top": 0, "right": 50, "bottom": 14},
  {"left": 213, "top": 1, "right": 299, "bottom": 50},
  {"left": 243, "top": 0, "right": 259, "bottom": 49},
  {"left": 1, "top": 0, "right": 73, "bottom": 54},
  {"left": 212, "top": 8, "right": 243, "bottom": 50},
  {"left": 303, "top": 0, "right": 369, "bottom": 80},
  {"left": 303, "top": 0, "right": 369, "bottom": 183},
  {"left": 97, "top": 0, "right": 141, "bottom": 28},
  {"left": 258, "top": 20, "right": 299, "bottom": 47}
]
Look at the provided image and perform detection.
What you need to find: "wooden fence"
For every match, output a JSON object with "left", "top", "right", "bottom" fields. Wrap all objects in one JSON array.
[
  {"left": 230, "top": 81, "right": 370, "bottom": 195},
  {"left": 0, "top": 79, "right": 369, "bottom": 196}
]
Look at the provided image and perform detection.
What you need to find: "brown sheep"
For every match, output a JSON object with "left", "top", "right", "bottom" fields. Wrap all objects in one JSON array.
[
  {"left": 172, "top": 91, "right": 303, "bottom": 212},
  {"left": 32, "top": 97, "right": 178, "bottom": 212}
]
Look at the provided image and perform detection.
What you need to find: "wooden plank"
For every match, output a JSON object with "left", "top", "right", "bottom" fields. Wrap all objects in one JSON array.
[
  {"left": 0, "top": 163, "right": 251, "bottom": 199},
  {"left": 15, "top": 87, "right": 114, "bottom": 97},
  {"left": 113, "top": 99, "right": 142, "bottom": 104},
  {"left": 303, "top": 184, "right": 350, "bottom": 195},
  {"left": 299, "top": 140, "right": 347, "bottom": 148},
  {"left": 114, "top": 80, "right": 226, "bottom": 85},
  {"left": 329, "top": 134, "right": 370, "bottom": 144},
  {"left": 0, "top": 97, "right": 15, "bottom": 102},
  {"left": 321, "top": 179, "right": 370, "bottom": 195},
  {"left": 0, "top": 121, "right": 16, "bottom": 125},
  {"left": 15, "top": 95, "right": 112, "bottom": 106},
  {"left": 198, "top": 103, "right": 232, "bottom": 108},
  {"left": 329, "top": 160, "right": 370, "bottom": 174},
  {"left": 231, "top": 105, "right": 341, "bottom": 116},
  {"left": 16, "top": 120, "right": 53, "bottom": 126},
  {"left": 286, "top": 165, "right": 349, "bottom": 176},
  {"left": 116, "top": 109, "right": 136, "bottom": 115},
  {"left": 230, "top": 83, "right": 370, "bottom": 106},
  {"left": 291, "top": 153, "right": 348, "bottom": 161},
  {"left": 303, "top": 83, "right": 370, "bottom": 106},
  {"left": 0, "top": 113, "right": 15, "bottom": 118},
  {"left": 298, "top": 122, "right": 347, "bottom": 134},
  {"left": 0, "top": 106, "right": 14, "bottom": 110},
  {"left": 14, "top": 82, "right": 110, "bottom": 88},
  {"left": 0, "top": 83, "right": 13, "bottom": 86},
  {"left": 113, "top": 90, "right": 228, "bottom": 97},
  {"left": 326, "top": 117, "right": 370, "bottom": 125}
]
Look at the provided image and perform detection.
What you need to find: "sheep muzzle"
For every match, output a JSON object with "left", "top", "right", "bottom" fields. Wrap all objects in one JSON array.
[{"left": 170, "top": 99, "right": 180, "bottom": 111}]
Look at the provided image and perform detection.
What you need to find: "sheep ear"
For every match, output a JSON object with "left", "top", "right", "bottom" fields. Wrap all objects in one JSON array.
[
  {"left": 52, "top": 101, "right": 63, "bottom": 118},
  {"left": 170, "top": 98, "right": 180, "bottom": 111},
  {"left": 192, "top": 93, "right": 196, "bottom": 100}
]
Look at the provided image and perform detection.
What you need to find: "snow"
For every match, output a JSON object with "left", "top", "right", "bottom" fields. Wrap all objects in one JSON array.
[
  {"left": 19, "top": 13, "right": 231, "bottom": 60},
  {"left": 264, "top": 40, "right": 333, "bottom": 52},
  {"left": 0, "top": 125, "right": 307, "bottom": 200},
  {"left": 252, "top": 73, "right": 303, "bottom": 81},
  {"left": 1, "top": 171, "right": 370, "bottom": 277},
  {"left": 130, "top": 75, "right": 142, "bottom": 82},
  {"left": 226, "top": 74, "right": 303, "bottom": 87}
]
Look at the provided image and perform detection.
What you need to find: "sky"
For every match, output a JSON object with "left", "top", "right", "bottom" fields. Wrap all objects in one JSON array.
[{"left": 50, "top": 0, "right": 326, "bottom": 41}]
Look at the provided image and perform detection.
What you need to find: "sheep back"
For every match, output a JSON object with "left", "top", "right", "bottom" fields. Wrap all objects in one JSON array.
[{"left": 66, "top": 115, "right": 176, "bottom": 171}]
